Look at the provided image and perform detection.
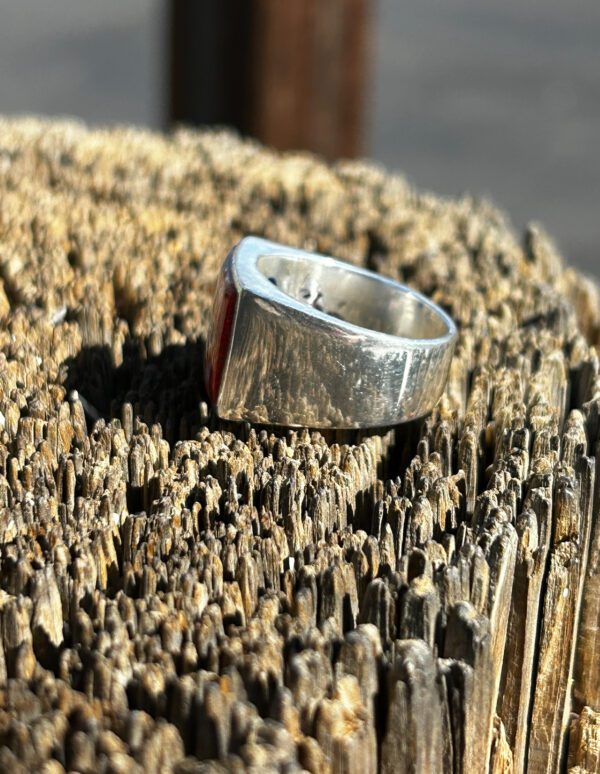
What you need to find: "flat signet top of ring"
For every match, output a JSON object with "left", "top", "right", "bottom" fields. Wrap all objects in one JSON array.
[{"left": 255, "top": 251, "right": 450, "bottom": 342}]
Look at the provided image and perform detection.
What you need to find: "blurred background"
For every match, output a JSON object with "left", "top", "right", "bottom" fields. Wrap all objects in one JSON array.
[{"left": 0, "top": 0, "right": 598, "bottom": 277}]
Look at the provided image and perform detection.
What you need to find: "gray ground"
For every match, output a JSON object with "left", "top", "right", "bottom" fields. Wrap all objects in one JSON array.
[
  {"left": 0, "top": 0, "right": 598, "bottom": 277},
  {"left": 371, "top": 0, "right": 600, "bottom": 279}
]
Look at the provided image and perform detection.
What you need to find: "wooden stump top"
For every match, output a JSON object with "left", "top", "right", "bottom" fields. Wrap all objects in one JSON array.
[{"left": 0, "top": 117, "right": 598, "bottom": 773}]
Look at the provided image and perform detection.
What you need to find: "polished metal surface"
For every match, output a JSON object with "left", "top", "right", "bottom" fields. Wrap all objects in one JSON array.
[{"left": 208, "top": 236, "right": 457, "bottom": 428}]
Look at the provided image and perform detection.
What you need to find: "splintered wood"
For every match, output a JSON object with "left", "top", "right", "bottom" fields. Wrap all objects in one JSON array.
[{"left": 0, "top": 118, "right": 597, "bottom": 773}]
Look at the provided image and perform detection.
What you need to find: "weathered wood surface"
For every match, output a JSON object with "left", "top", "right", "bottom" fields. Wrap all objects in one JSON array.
[{"left": 0, "top": 118, "right": 597, "bottom": 772}]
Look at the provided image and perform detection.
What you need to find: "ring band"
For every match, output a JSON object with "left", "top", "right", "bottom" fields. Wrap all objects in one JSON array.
[{"left": 205, "top": 237, "right": 457, "bottom": 428}]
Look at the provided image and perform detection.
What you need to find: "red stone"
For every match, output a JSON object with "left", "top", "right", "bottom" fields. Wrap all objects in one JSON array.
[{"left": 205, "top": 259, "right": 238, "bottom": 404}]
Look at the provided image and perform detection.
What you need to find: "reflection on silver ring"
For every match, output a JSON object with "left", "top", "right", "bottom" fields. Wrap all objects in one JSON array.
[{"left": 205, "top": 236, "right": 457, "bottom": 429}]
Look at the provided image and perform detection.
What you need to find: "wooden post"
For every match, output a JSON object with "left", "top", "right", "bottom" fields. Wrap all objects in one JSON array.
[
  {"left": 2, "top": 119, "right": 600, "bottom": 773},
  {"left": 169, "top": 0, "right": 372, "bottom": 158}
]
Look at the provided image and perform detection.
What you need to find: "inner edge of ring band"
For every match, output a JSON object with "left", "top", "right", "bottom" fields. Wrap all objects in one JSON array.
[{"left": 233, "top": 237, "right": 458, "bottom": 349}]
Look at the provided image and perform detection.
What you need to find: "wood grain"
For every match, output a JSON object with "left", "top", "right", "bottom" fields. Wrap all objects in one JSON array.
[{"left": 0, "top": 117, "right": 596, "bottom": 772}]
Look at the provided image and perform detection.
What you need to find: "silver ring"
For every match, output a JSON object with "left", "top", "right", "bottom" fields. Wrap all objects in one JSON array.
[{"left": 205, "top": 237, "right": 457, "bottom": 429}]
